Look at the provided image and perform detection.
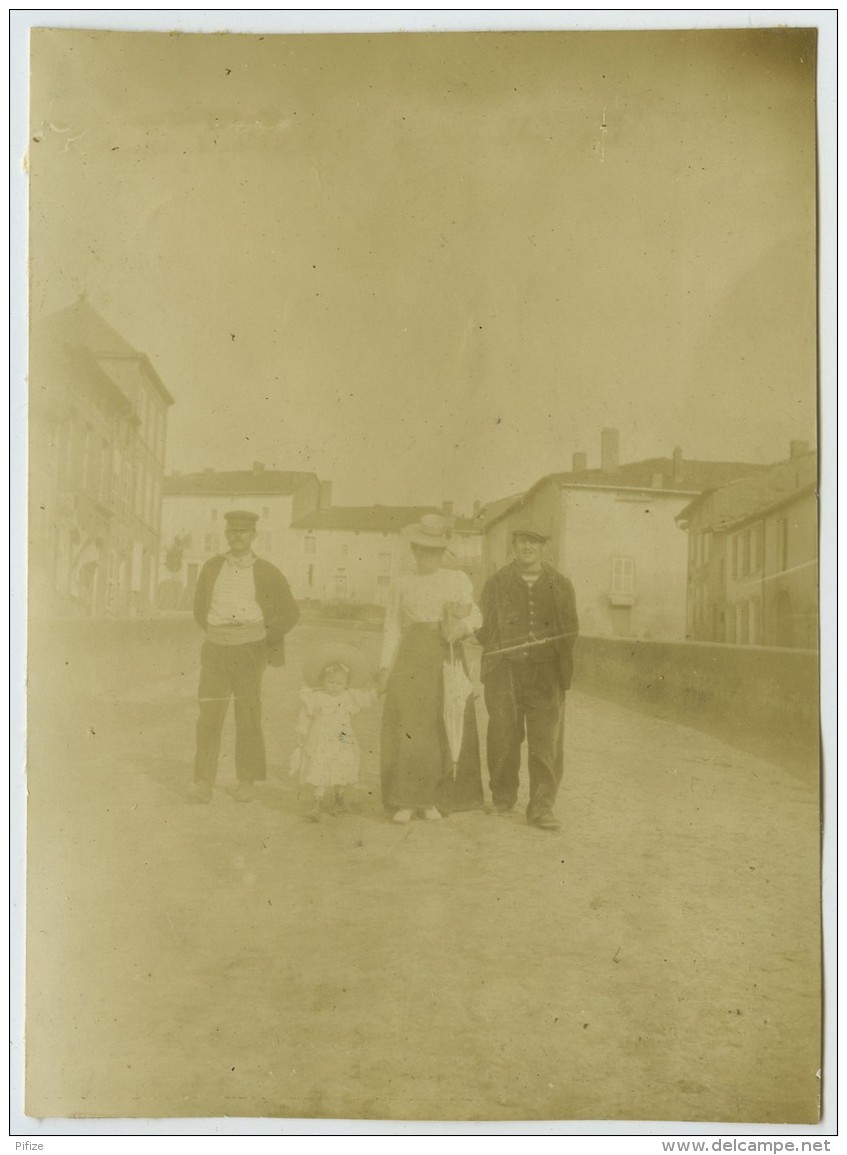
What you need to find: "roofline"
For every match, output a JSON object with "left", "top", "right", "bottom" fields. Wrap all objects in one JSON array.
[
  {"left": 163, "top": 488, "right": 306, "bottom": 497},
  {"left": 720, "top": 482, "right": 817, "bottom": 531},
  {"left": 486, "top": 475, "right": 703, "bottom": 530},
  {"left": 97, "top": 351, "right": 174, "bottom": 406},
  {"left": 677, "top": 479, "right": 818, "bottom": 533}
]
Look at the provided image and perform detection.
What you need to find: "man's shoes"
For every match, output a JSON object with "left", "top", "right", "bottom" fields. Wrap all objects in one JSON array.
[
  {"left": 531, "top": 812, "right": 561, "bottom": 832},
  {"left": 422, "top": 807, "right": 442, "bottom": 821},
  {"left": 187, "top": 780, "right": 212, "bottom": 803},
  {"left": 233, "top": 782, "right": 254, "bottom": 803},
  {"left": 392, "top": 809, "right": 413, "bottom": 824},
  {"left": 490, "top": 802, "right": 513, "bottom": 818}
]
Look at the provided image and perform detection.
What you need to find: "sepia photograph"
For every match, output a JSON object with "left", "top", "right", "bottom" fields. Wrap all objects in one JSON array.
[{"left": 17, "top": 9, "right": 832, "bottom": 1137}]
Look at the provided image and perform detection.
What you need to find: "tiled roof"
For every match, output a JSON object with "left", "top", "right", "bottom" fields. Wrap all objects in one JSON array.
[
  {"left": 293, "top": 505, "right": 443, "bottom": 533},
  {"left": 164, "top": 470, "right": 319, "bottom": 496},
  {"left": 475, "top": 492, "right": 525, "bottom": 530},
  {"left": 546, "top": 457, "right": 769, "bottom": 493},
  {"left": 485, "top": 459, "right": 769, "bottom": 530},
  {"left": 32, "top": 297, "right": 174, "bottom": 405},
  {"left": 678, "top": 453, "right": 817, "bottom": 531}
]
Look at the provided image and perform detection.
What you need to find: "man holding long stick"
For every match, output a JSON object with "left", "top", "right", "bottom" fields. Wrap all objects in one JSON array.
[{"left": 477, "top": 522, "right": 579, "bottom": 832}]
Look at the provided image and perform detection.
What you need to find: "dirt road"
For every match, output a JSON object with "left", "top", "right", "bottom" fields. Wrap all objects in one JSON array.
[{"left": 24, "top": 623, "right": 821, "bottom": 1124}]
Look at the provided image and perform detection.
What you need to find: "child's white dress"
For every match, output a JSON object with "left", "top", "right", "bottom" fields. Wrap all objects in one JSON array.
[{"left": 292, "top": 687, "right": 377, "bottom": 788}]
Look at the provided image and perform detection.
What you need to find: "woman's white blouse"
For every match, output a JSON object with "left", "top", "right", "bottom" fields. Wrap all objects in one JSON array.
[{"left": 379, "top": 567, "right": 482, "bottom": 670}]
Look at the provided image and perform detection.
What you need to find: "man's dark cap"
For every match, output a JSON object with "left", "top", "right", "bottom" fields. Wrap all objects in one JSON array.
[
  {"left": 224, "top": 510, "right": 259, "bottom": 529},
  {"left": 511, "top": 521, "right": 550, "bottom": 542}
]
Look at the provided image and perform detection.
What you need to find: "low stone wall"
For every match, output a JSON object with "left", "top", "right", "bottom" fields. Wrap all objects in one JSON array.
[
  {"left": 572, "top": 634, "right": 820, "bottom": 768},
  {"left": 27, "top": 617, "right": 820, "bottom": 770}
]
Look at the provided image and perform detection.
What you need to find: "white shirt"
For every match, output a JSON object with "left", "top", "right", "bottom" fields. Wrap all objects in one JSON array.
[
  {"left": 379, "top": 567, "right": 481, "bottom": 670},
  {"left": 207, "top": 555, "right": 264, "bottom": 626}
]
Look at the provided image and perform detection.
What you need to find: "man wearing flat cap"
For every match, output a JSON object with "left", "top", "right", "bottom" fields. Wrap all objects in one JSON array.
[
  {"left": 477, "top": 521, "right": 579, "bottom": 831},
  {"left": 188, "top": 509, "right": 299, "bottom": 803}
]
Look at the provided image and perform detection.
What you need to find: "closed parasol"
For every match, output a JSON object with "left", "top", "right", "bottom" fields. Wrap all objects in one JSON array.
[{"left": 442, "top": 641, "right": 474, "bottom": 774}]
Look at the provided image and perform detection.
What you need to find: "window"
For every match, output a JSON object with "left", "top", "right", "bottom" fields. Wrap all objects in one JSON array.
[
  {"left": 611, "top": 557, "right": 635, "bottom": 599},
  {"left": 776, "top": 518, "right": 789, "bottom": 572},
  {"left": 122, "top": 462, "right": 133, "bottom": 514},
  {"left": 741, "top": 529, "right": 751, "bottom": 576},
  {"left": 751, "top": 523, "right": 763, "bottom": 573},
  {"left": 304, "top": 536, "right": 316, "bottom": 555}
]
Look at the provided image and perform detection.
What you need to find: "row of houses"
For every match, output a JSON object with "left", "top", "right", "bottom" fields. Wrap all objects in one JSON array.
[
  {"left": 29, "top": 298, "right": 173, "bottom": 619},
  {"left": 28, "top": 299, "right": 818, "bottom": 649},
  {"left": 158, "top": 431, "right": 817, "bottom": 649},
  {"left": 157, "top": 467, "right": 480, "bottom": 612}
]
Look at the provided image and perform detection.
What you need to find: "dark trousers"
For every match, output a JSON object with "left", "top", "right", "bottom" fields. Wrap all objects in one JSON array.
[
  {"left": 483, "top": 660, "right": 566, "bottom": 821},
  {"left": 194, "top": 640, "right": 267, "bottom": 784}
]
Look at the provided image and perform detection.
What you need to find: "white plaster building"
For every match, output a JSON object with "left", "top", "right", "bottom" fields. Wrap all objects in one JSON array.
[
  {"left": 159, "top": 466, "right": 323, "bottom": 607},
  {"left": 483, "top": 430, "right": 767, "bottom": 641}
]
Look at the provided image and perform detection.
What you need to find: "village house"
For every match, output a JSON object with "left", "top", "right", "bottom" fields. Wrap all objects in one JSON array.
[
  {"left": 29, "top": 297, "right": 174, "bottom": 617},
  {"left": 291, "top": 501, "right": 480, "bottom": 608},
  {"left": 483, "top": 429, "right": 768, "bottom": 641},
  {"left": 159, "top": 465, "right": 323, "bottom": 606},
  {"left": 676, "top": 444, "right": 817, "bottom": 648}
]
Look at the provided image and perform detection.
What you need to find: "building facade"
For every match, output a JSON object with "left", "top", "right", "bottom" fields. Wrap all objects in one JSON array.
[
  {"left": 483, "top": 429, "right": 767, "bottom": 641},
  {"left": 291, "top": 503, "right": 475, "bottom": 608},
  {"left": 158, "top": 467, "right": 323, "bottom": 607},
  {"left": 29, "top": 298, "right": 174, "bottom": 618},
  {"left": 678, "top": 447, "right": 817, "bottom": 648}
]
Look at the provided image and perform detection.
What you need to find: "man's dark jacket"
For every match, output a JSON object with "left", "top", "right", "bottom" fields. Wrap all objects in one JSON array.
[
  {"left": 477, "top": 561, "right": 579, "bottom": 689},
  {"left": 193, "top": 555, "right": 300, "bottom": 667}
]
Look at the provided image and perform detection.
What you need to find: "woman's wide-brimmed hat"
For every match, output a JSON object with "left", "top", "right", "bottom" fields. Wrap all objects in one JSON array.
[
  {"left": 303, "top": 641, "right": 372, "bottom": 689},
  {"left": 401, "top": 513, "right": 452, "bottom": 550}
]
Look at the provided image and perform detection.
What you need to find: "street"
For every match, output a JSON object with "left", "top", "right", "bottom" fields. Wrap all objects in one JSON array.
[{"left": 25, "top": 622, "right": 821, "bottom": 1124}]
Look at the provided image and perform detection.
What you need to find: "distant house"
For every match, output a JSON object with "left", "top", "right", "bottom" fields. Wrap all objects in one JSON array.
[
  {"left": 483, "top": 429, "right": 768, "bottom": 641},
  {"left": 676, "top": 445, "right": 817, "bottom": 648},
  {"left": 291, "top": 503, "right": 460, "bottom": 607},
  {"left": 29, "top": 297, "right": 174, "bottom": 617},
  {"left": 159, "top": 465, "right": 323, "bottom": 606}
]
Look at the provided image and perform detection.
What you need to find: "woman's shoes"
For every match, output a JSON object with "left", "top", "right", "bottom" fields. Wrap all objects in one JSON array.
[
  {"left": 422, "top": 807, "right": 442, "bottom": 821},
  {"left": 392, "top": 809, "right": 414, "bottom": 824}
]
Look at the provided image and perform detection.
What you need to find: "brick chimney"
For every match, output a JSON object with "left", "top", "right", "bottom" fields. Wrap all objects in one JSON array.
[
  {"left": 672, "top": 446, "right": 683, "bottom": 483},
  {"left": 572, "top": 451, "right": 587, "bottom": 473},
  {"left": 790, "top": 440, "right": 810, "bottom": 459},
  {"left": 600, "top": 428, "right": 619, "bottom": 473},
  {"left": 319, "top": 480, "right": 333, "bottom": 509}
]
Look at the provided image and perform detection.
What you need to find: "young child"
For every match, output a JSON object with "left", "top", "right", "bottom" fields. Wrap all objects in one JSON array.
[{"left": 291, "top": 647, "right": 377, "bottom": 821}]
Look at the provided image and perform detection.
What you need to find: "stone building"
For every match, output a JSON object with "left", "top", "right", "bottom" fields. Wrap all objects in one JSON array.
[
  {"left": 677, "top": 444, "right": 817, "bottom": 647},
  {"left": 483, "top": 429, "right": 767, "bottom": 641},
  {"left": 159, "top": 466, "right": 323, "bottom": 607},
  {"left": 291, "top": 501, "right": 477, "bottom": 608},
  {"left": 29, "top": 298, "right": 174, "bottom": 617}
]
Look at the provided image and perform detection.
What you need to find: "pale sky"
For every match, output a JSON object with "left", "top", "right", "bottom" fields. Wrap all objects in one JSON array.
[{"left": 29, "top": 23, "right": 819, "bottom": 510}]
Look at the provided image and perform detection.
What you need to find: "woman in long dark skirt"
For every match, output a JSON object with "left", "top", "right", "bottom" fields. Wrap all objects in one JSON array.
[{"left": 377, "top": 514, "right": 484, "bottom": 824}]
